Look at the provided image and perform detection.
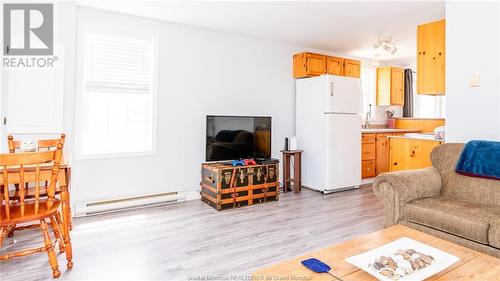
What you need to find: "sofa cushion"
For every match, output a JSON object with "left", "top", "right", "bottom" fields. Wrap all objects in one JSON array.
[
  {"left": 489, "top": 218, "right": 500, "bottom": 249},
  {"left": 404, "top": 196, "right": 500, "bottom": 245},
  {"left": 431, "top": 143, "right": 500, "bottom": 206}
]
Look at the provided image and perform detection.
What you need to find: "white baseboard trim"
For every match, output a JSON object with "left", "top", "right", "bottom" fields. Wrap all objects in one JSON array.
[
  {"left": 177, "top": 190, "right": 201, "bottom": 202},
  {"left": 74, "top": 190, "right": 201, "bottom": 217}
]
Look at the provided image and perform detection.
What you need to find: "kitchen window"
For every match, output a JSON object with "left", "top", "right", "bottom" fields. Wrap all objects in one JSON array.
[
  {"left": 77, "top": 27, "right": 158, "bottom": 158},
  {"left": 361, "top": 67, "right": 376, "bottom": 115},
  {"left": 413, "top": 73, "right": 446, "bottom": 118}
]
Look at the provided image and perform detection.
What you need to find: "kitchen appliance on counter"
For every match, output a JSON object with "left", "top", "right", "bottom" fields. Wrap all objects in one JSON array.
[{"left": 296, "top": 74, "right": 362, "bottom": 193}]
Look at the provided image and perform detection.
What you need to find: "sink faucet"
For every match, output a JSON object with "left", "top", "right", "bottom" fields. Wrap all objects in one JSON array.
[{"left": 363, "top": 104, "right": 372, "bottom": 129}]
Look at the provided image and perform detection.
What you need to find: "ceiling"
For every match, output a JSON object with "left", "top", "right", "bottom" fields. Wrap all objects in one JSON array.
[{"left": 77, "top": 1, "right": 445, "bottom": 65}]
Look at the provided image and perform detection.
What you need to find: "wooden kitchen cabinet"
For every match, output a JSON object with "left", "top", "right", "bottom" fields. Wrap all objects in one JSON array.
[
  {"left": 376, "top": 67, "right": 404, "bottom": 106},
  {"left": 375, "top": 134, "right": 391, "bottom": 174},
  {"left": 417, "top": 19, "right": 445, "bottom": 95},
  {"left": 362, "top": 132, "right": 414, "bottom": 178},
  {"left": 343, "top": 59, "right": 361, "bottom": 78},
  {"left": 361, "top": 133, "right": 376, "bottom": 178},
  {"left": 390, "top": 137, "right": 443, "bottom": 171},
  {"left": 293, "top": 52, "right": 326, "bottom": 78},
  {"left": 326, "top": 56, "right": 344, "bottom": 76},
  {"left": 293, "top": 52, "right": 360, "bottom": 79},
  {"left": 362, "top": 160, "right": 376, "bottom": 178}
]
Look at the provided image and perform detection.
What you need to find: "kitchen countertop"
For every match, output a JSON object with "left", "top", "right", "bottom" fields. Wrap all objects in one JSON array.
[
  {"left": 388, "top": 133, "right": 444, "bottom": 142},
  {"left": 361, "top": 128, "right": 421, "bottom": 134},
  {"left": 393, "top": 117, "right": 445, "bottom": 120}
]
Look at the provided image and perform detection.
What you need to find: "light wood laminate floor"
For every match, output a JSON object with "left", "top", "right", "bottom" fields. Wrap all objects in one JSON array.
[{"left": 0, "top": 186, "right": 383, "bottom": 281}]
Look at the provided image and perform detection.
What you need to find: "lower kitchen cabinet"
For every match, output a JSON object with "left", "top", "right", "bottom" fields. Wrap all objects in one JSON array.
[
  {"left": 375, "top": 133, "right": 391, "bottom": 174},
  {"left": 362, "top": 160, "right": 376, "bottom": 178},
  {"left": 361, "top": 132, "right": 390, "bottom": 178},
  {"left": 389, "top": 137, "right": 443, "bottom": 171},
  {"left": 361, "top": 132, "right": 411, "bottom": 178}
]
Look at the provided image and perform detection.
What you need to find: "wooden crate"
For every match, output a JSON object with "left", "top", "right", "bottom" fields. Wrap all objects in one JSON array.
[{"left": 200, "top": 162, "right": 280, "bottom": 210}]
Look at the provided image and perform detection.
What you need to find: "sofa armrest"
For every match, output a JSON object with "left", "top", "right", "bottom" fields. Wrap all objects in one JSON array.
[{"left": 373, "top": 167, "right": 442, "bottom": 227}]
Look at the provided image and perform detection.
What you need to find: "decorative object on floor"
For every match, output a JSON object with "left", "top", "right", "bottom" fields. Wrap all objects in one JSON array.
[
  {"left": 0, "top": 144, "right": 73, "bottom": 278},
  {"left": 345, "top": 237, "right": 459, "bottom": 281},
  {"left": 253, "top": 225, "right": 500, "bottom": 281},
  {"left": 374, "top": 143, "right": 500, "bottom": 257},
  {"left": 281, "top": 150, "right": 303, "bottom": 193},
  {"left": 455, "top": 140, "right": 500, "bottom": 180},
  {"left": 301, "top": 258, "right": 343, "bottom": 281},
  {"left": 200, "top": 162, "right": 279, "bottom": 210}
]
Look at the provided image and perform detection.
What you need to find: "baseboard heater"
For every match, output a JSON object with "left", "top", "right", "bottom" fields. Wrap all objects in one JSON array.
[{"left": 75, "top": 191, "right": 183, "bottom": 217}]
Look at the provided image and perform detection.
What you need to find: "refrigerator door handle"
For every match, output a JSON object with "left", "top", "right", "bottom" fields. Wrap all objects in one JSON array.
[{"left": 330, "top": 82, "right": 334, "bottom": 96}]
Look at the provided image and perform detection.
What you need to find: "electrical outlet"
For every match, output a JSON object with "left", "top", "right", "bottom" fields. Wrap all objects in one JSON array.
[
  {"left": 469, "top": 73, "right": 480, "bottom": 87},
  {"left": 20, "top": 138, "right": 38, "bottom": 152}
]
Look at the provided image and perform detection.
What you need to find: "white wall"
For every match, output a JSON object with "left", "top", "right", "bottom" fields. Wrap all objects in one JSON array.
[
  {"left": 446, "top": 1, "right": 500, "bottom": 142},
  {"left": 69, "top": 7, "right": 367, "bottom": 204}
]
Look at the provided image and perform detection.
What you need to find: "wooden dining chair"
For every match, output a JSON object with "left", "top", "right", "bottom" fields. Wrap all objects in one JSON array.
[
  {"left": 0, "top": 144, "right": 73, "bottom": 278},
  {"left": 8, "top": 134, "right": 66, "bottom": 153},
  {"left": 6, "top": 134, "right": 72, "bottom": 234}
]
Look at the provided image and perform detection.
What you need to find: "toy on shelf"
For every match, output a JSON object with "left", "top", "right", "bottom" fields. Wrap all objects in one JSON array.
[
  {"left": 231, "top": 159, "right": 257, "bottom": 166},
  {"left": 243, "top": 159, "right": 256, "bottom": 166},
  {"left": 231, "top": 159, "right": 245, "bottom": 166}
]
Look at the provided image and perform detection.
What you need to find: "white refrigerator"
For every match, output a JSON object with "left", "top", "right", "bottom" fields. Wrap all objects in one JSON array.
[{"left": 296, "top": 74, "right": 361, "bottom": 193}]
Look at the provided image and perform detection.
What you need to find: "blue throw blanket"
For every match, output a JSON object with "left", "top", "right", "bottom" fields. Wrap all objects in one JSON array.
[{"left": 456, "top": 140, "right": 500, "bottom": 180}]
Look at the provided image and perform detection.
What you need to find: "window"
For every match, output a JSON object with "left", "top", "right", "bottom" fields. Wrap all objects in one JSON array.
[
  {"left": 78, "top": 28, "right": 157, "bottom": 157},
  {"left": 412, "top": 73, "right": 446, "bottom": 118},
  {"left": 361, "top": 67, "right": 376, "bottom": 115}
]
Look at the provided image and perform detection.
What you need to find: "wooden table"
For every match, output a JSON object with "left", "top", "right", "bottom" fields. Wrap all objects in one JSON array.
[
  {"left": 281, "top": 150, "right": 303, "bottom": 193},
  {"left": 253, "top": 225, "right": 500, "bottom": 280}
]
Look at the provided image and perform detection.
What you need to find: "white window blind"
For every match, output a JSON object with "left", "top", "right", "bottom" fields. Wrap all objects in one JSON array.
[
  {"left": 79, "top": 29, "right": 157, "bottom": 157},
  {"left": 361, "top": 67, "right": 376, "bottom": 115}
]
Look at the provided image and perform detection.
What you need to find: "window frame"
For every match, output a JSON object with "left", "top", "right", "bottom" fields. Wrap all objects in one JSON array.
[
  {"left": 74, "top": 22, "right": 159, "bottom": 160},
  {"left": 412, "top": 72, "right": 446, "bottom": 118},
  {"left": 360, "top": 66, "right": 376, "bottom": 117}
]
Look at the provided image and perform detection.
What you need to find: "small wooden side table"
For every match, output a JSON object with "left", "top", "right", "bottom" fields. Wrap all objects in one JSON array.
[{"left": 281, "top": 150, "right": 303, "bottom": 193}]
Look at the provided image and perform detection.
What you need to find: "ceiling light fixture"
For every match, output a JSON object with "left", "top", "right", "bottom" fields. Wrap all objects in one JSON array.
[
  {"left": 373, "top": 38, "right": 398, "bottom": 55},
  {"left": 372, "top": 37, "right": 397, "bottom": 66}
]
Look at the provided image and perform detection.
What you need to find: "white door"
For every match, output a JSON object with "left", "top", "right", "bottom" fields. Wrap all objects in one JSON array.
[
  {"left": 325, "top": 113, "right": 361, "bottom": 190},
  {"left": 1, "top": 45, "right": 65, "bottom": 145},
  {"left": 324, "top": 75, "right": 361, "bottom": 114}
]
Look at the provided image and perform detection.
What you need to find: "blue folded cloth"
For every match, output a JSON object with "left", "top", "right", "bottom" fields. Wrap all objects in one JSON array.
[{"left": 456, "top": 140, "right": 500, "bottom": 180}]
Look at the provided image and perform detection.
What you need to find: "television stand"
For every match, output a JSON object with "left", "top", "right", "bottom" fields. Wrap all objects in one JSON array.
[{"left": 200, "top": 161, "right": 280, "bottom": 210}]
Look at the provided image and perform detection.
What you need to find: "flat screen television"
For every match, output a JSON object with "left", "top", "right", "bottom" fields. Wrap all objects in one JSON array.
[{"left": 206, "top": 115, "right": 271, "bottom": 161}]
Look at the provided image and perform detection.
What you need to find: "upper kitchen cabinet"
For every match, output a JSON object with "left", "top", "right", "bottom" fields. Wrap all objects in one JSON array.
[
  {"left": 417, "top": 19, "right": 445, "bottom": 95},
  {"left": 343, "top": 59, "right": 361, "bottom": 78},
  {"left": 293, "top": 52, "right": 361, "bottom": 78},
  {"left": 376, "top": 66, "right": 404, "bottom": 106},
  {"left": 293, "top": 52, "right": 326, "bottom": 78},
  {"left": 326, "top": 56, "right": 344, "bottom": 76}
]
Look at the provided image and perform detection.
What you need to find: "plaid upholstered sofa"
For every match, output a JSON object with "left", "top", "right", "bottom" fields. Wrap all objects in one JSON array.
[{"left": 373, "top": 143, "right": 500, "bottom": 258}]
